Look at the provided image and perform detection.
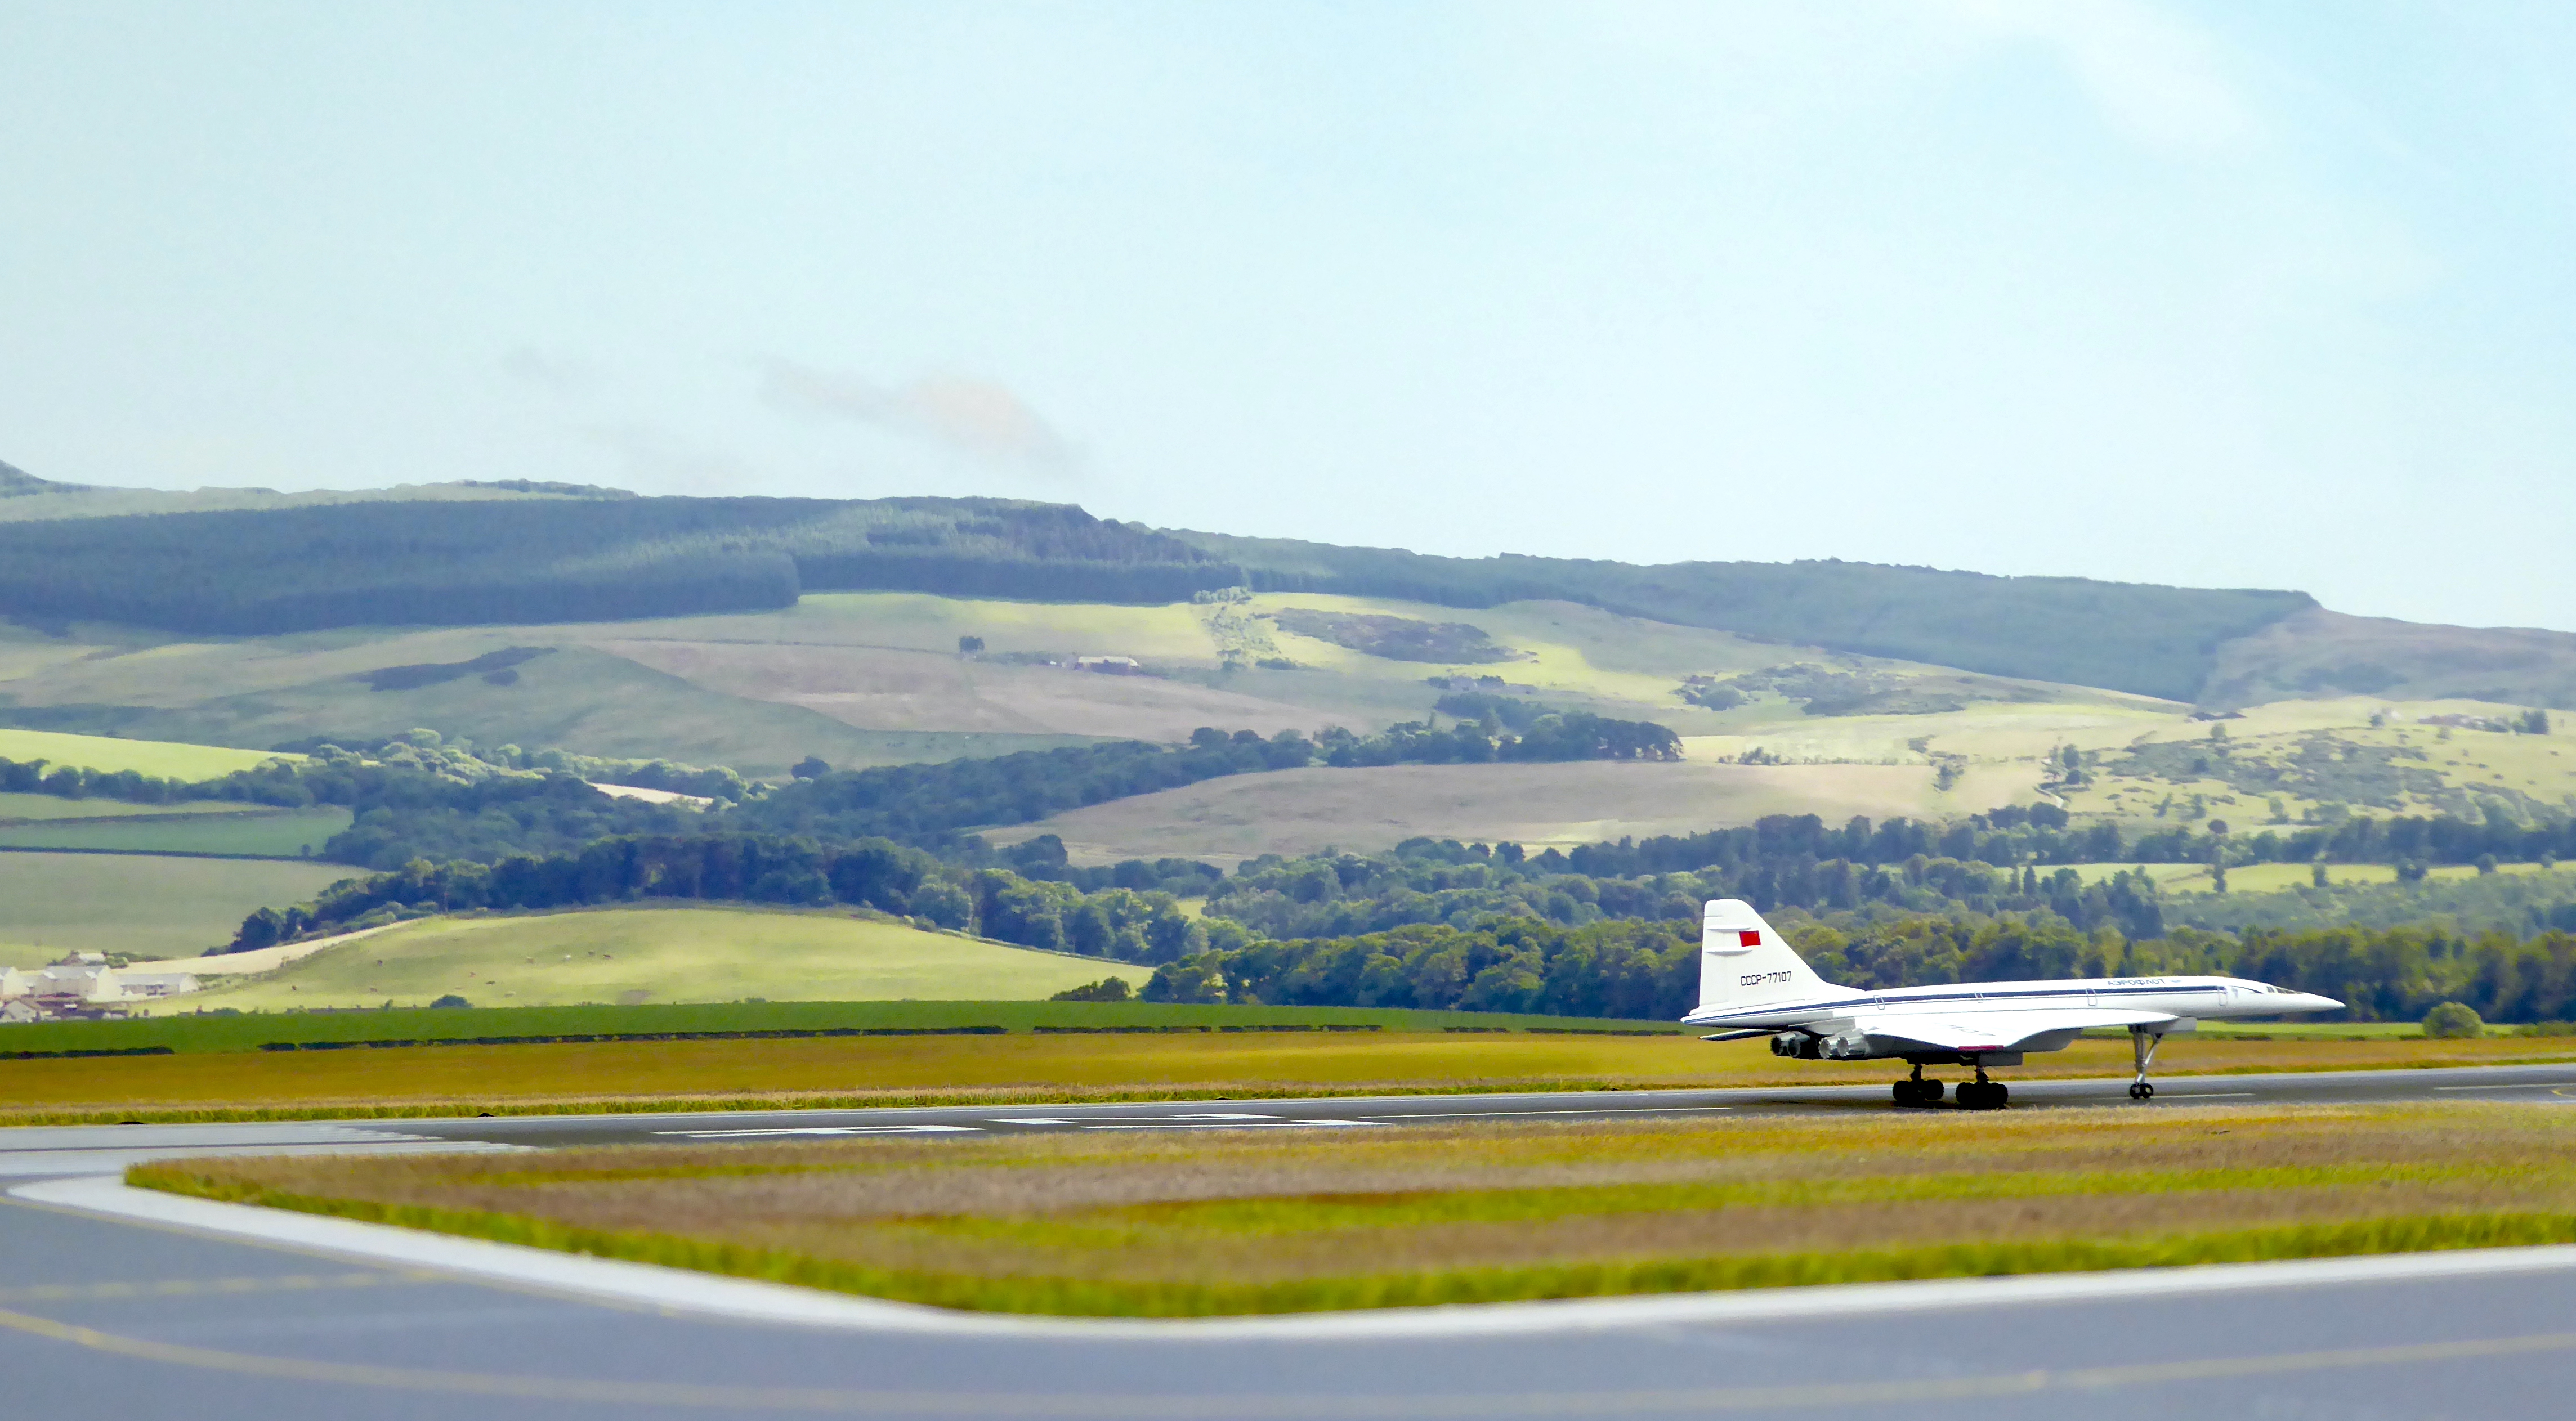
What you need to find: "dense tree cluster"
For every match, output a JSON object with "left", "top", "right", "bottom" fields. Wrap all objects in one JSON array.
[
  {"left": 325, "top": 773, "right": 699, "bottom": 869},
  {"left": 1202, "top": 833, "right": 2171, "bottom": 943}
]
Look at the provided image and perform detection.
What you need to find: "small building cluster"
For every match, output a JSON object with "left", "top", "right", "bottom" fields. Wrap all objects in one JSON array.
[{"left": 0, "top": 952, "right": 199, "bottom": 1023}]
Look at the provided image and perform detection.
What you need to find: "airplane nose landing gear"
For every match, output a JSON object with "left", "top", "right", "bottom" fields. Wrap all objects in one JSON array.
[{"left": 2127, "top": 1026, "right": 2167, "bottom": 1102}]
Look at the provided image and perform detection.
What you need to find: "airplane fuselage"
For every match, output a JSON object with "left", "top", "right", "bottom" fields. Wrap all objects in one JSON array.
[{"left": 1682, "top": 974, "right": 2341, "bottom": 1064}]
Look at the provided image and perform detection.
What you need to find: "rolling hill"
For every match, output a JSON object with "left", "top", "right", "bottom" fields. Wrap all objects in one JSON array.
[{"left": 0, "top": 470, "right": 2569, "bottom": 878}]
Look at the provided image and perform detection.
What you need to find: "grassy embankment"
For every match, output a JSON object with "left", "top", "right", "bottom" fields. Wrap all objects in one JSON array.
[
  {"left": 10, "top": 1008, "right": 2567, "bottom": 1127},
  {"left": 132, "top": 1103, "right": 2576, "bottom": 1315}
]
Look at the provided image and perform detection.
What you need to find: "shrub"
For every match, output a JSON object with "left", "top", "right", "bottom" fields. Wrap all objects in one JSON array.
[
  {"left": 1049, "top": 978, "right": 1134, "bottom": 1003},
  {"left": 429, "top": 994, "right": 472, "bottom": 1010},
  {"left": 2422, "top": 1001, "right": 2484, "bottom": 1039}
]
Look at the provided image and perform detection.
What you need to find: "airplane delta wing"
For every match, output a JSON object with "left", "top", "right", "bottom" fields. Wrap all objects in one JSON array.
[{"left": 1853, "top": 1007, "right": 2185, "bottom": 1059}]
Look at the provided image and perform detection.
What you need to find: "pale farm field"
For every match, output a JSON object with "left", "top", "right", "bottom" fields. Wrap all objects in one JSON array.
[
  {"left": 145, "top": 906, "right": 1146, "bottom": 1014},
  {"left": 983, "top": 759, "right": 2029, "bottom": 865}
]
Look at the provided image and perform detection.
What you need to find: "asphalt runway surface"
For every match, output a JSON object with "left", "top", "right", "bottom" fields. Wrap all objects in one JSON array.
[{"left": 8, "top": 1061, "right": 2576, "bottom": 1419}]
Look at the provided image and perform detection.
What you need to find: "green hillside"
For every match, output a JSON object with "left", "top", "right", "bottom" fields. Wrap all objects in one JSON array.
[
  {"left": 0, "top": 483, "right": 2330, "bottom": 701},
  {"left": 0, "top": 852, "right": 354, "bottom": 963},
  {"left": 0, "top": 806, "right": 350, "bottom": 856},
  {"left": 0, "top": 727, "right": 301, "bottom": 778}
]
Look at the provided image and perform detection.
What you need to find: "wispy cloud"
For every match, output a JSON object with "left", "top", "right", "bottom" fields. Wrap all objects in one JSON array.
[{"left": 758, "top": 359, "right": 1079, "bottom": 474}]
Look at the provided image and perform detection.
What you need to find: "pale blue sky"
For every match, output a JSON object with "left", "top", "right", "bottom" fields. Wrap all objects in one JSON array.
[{"left": 5, "top": 2, "right": 2573, "bottom": 630}]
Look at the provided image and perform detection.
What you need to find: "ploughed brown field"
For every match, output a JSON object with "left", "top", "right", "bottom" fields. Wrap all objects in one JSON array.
[{"left": 135, "top": 1104, "right": 2576, "bottom": 1315}]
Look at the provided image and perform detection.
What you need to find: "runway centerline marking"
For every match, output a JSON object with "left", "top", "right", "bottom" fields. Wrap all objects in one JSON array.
[
  {"left": 991, "top": 1113, "right": 1276, "bottom": 1125},
  {"left": 655, "top": 1124, "right": 983, "bottom": 1139},
  {"left": 1075, "top": 1119, "right": 1387, "bottom": 1131},
  {"left": 1354, "top": 1106, "right": 1738, "bottom": 1119}
]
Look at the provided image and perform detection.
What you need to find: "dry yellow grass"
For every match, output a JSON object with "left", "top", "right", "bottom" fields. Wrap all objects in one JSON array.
[
  {"left": 138, "top": 1104, "right": 2576, "bottom": 1314},
  {"left": 16, "top": 1030, "right": 2573, "bottom": 1124}
]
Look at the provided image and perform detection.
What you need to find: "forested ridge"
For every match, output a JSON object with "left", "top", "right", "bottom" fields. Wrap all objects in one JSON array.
[
  {"left": 0, "top": 496, "right": 1234, "bottom": 634},
  {"left": 0, "top": 483, "right": 2316, "bottom": 698},
  {"left": 1170, "top": 530, "right": 2314, "bottom": 702}
]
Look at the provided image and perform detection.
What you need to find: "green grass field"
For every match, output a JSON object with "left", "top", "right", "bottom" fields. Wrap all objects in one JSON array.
[
  {"left": 0, "top": 806, "right": 350, "bottom": 857},
  {"left": 0, "top": 852, "right": 353, "bottom": 965},
  {"left": 152, "top": 906, "right": 1155, "bottom": 1012},
  {"left": 0, "top": 792, "right": 276, "bottom": 822},
  {"left": 0, "top": 998, "right": 1683, "bottom": 1057},
  {"left": 132, "top": 1104, "right": 2576, "bottom": 1315},
  {"left": 0, "top": 727, "right": 301, "bottom": 778}
]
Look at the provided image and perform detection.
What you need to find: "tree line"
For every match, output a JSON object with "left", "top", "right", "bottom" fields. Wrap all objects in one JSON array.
[
  {"left": 1132, "top": 909, "right": 2576, "bottom": 1025},
  {"left": 222, "top": 816, "right": 2576, "bottom": 1023}
]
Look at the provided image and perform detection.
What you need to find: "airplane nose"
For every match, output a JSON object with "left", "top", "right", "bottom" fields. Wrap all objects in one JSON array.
[{"left": 2312, "top": 994, "right": 2345, "bottom": 1012}]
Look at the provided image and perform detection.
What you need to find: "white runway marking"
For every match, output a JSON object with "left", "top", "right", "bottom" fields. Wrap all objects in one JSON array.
[
  {"left": 2438, "top": 1082, "right": 2564, "bottom": 1091},
  {"left": 1077, "top": 1119, "right": 1386, "bottom": 1131},
  {"left": 656, "top": 1124, "right": 983, "bottom": 1138},
  {"left": 1357, "top": 1105, "right": 1738, "bottom": 1119}
]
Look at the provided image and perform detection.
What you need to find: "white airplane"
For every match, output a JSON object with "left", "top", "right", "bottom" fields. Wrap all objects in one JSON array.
[{"left": 1680, "top": 899, "right": 2342, "bottom": 1108}]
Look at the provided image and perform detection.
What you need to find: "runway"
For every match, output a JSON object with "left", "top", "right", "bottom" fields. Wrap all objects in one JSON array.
[{"left": 7, "top": 1061, "right": 2576, "bottom": 1419}]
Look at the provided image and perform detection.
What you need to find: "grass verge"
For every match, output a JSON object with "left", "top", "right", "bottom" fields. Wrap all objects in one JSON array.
[{"left": 130, "top": 1105, "right": 2576, "bottom": 1315}]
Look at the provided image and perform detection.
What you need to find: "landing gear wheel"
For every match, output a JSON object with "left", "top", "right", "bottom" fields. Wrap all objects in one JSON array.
[
  {"left": 1893, "top": 1081, "right": 1913, "bottom": 1105},
  {"left": 1956, "top": 1081, "right": 2002, "bottom": 1110},
  {"left": 2128, "top": 1081, "right": 2155, "bottom": 1100},
  {"left": 1920, "top": 1079, "right": 1944, "bottom": 1104},
  {"left": 1989, "top": 1082, "right": 2007, "bottom": 1106}
]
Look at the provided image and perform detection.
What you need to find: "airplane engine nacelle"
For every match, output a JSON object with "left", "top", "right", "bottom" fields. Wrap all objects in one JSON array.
[
  {"left": 1819, "top": 1032, "right": 1875, "bottom": 1061},
  {"left": 1769, "top": 1032, "right": 1821, "bottom": 1059}
]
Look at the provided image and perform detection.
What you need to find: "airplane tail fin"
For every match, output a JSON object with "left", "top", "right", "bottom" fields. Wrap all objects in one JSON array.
[{"left": 1697, "top": 899, "right": 1852, "bottom": 1011}]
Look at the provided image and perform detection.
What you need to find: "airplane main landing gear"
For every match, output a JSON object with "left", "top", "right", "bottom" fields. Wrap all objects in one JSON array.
[
  {"left": 2127, "top": 1026, "right": 2167, "bottom": 1102},
  {"left": 1953, "top": 1064, "right": 2010, "bottom": 1110},
  {"left": 1893, "top": 1064, "right": 1944, "bottom": 1106}
]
